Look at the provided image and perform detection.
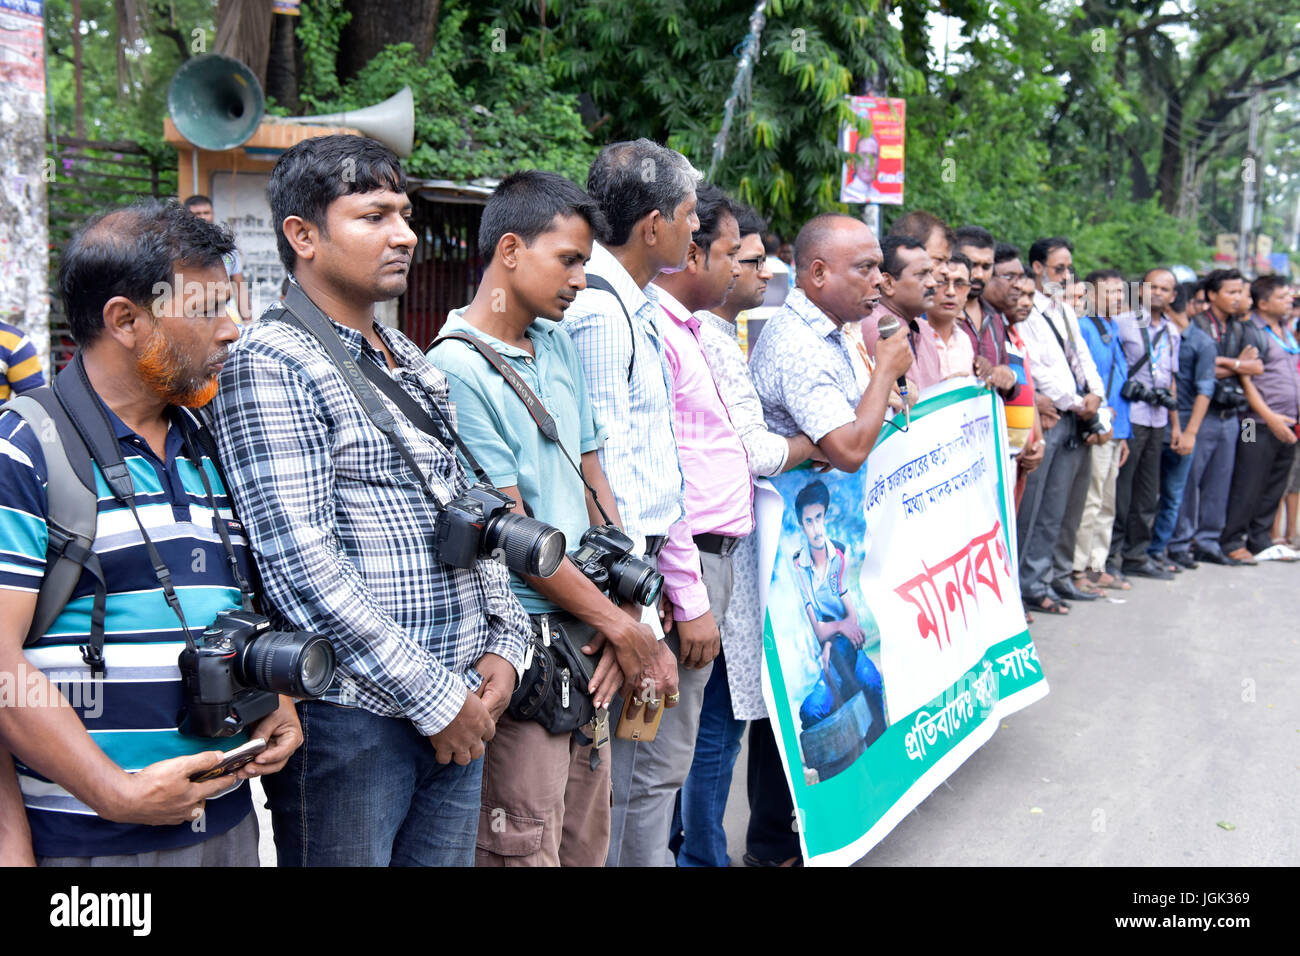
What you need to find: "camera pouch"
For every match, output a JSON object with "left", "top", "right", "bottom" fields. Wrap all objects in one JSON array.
[{"left": 508, "top": 613, "right": 600, "bottom": 735}]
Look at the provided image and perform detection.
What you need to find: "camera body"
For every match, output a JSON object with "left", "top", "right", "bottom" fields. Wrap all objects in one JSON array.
[
  {"left": 1075, "top": 411, "right": 1109, "bottom": 444},
  {"left": 434, "top": 483, "right": 566, "bottom": 578},
  {"left": 569, "top": 525, "right": 664, "bottom": 607},
  {"left": 1120, "top": 378, "right": 1177, "bottom": 410},
  {"left": 178, "top": 608, "right": 336, "bottom": 738},
  {"left": 1212, "top": 379, "right": 1250, "bottom": 413}
]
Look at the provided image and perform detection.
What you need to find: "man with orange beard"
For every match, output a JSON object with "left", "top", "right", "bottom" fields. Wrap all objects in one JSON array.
[{"left": 0, "top": 200, "right": 300, "bottom": 865}]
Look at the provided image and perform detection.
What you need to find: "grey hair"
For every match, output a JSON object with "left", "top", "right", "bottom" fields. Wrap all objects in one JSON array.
[{"left": 585, "top": 139, "right": 702, "bottom": 246}]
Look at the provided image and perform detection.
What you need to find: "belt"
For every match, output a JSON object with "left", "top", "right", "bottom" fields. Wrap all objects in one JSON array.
[
  {"left": 643, "top": 534, "right": 667, "bottom": 558},
  {"left": 1211, "top": 407, "right": 1238, "bottom": 420},
  {"left": 693, "top": 532, "right": 743, "bottom": 557}
]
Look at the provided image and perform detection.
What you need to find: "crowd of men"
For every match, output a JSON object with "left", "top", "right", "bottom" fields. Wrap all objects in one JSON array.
[{"left": 1, "top": 132, "right": 1297, "bottom": 868}]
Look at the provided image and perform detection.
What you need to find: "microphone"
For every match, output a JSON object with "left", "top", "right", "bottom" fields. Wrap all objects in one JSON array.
[{"left": 876, "top": 313, "right": 910, "bottom": 429}]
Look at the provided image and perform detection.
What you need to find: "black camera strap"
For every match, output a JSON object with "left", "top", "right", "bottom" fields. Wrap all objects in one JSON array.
[
  {"left": 1129, "top": 323, "right": 1168, "bottom": 381},
  {"left": 52, "top": 355, "right": 250, "bottom": 671},
  {"left": 432, "top": 330, "right": 615, "bottom": 527},
  {"left": 277, "top": 284, "right": 494, "bottom": 506},
  {"left": 581, "top": 275, "right": 636, "bottom": 382}
]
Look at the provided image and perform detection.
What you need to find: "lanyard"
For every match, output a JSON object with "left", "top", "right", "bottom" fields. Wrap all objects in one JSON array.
[{"left": 1265, "top": 324, "right": 1300, "bottom": 355}]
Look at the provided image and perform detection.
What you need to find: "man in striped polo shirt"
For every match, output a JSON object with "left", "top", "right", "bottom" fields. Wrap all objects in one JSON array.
[
  {"left": 0, "top": 318, "right": 46, "bottom": 401},
  {"left": 0, "top": 201, "right": 302, "bottom": 865}
]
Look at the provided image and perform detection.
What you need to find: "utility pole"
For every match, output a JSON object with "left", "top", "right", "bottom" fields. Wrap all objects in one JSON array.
[{"left": 1238, "top": 90, "right": 1261, "bottom": 275}]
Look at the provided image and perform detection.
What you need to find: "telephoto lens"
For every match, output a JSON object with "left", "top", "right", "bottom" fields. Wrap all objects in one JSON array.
[
  {"left": 484, "top": 509, "right": 567, "bottom": 578},
  {"left": 240, "top": 629, "right": 337, "bottom": 699}
]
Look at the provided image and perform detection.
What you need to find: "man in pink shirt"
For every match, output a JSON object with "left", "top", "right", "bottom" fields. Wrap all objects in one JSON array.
[
  {"left": 638, "top": 184, "right": 753, "bottom": 866},
  {"left": 917, "top": 251, "right": 977, "bottom": 384}
]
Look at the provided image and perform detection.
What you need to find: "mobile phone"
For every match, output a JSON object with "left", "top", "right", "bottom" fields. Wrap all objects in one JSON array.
[
  {"left": 189, "top": 738, "right": 267, "bottom": 782},
  {"left": 615, "top": 695, "right": 666, "bottom": 742}
]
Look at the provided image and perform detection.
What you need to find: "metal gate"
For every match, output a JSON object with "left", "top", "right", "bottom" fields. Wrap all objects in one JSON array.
[
  {"left": 400, "top": 195, "right": 486, "bottom": 351},
  {"left": 45, "top": 136, "right": 177, "bottom": 369}
]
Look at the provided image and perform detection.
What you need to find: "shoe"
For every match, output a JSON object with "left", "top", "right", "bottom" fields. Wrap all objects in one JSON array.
[
  {"left": 1122, "top": 558, "right": 1173, "bottom": 580},
  {"left": 743, "top": 851, "right": 803, "bottom": 867},
  {"left": 1053, "top": 581, "right": 1099, "bottom": 602},
  {"left": 1193, "top": 546, "right": 1239, "bottom": 567},
  {"left": 1225, "top": 547, "right": 1258, "bottom": 566},
  {"left": 1168, "top": 550, "right": 1199, "bottom": 570}
]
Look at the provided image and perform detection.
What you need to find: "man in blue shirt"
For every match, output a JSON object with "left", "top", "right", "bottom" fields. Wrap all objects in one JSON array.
[
  {"left": 1070, "top": 270, "right": 1131, "bottom": 591},
  {"left": 0, "top": 200, "right": 302, "bottom": 865},
  {"left": 428, "top": 171, "right": 658, "bottom": 866},
  {"left": 1152, "top": 286, "right": 1216, "bottom": 568}
]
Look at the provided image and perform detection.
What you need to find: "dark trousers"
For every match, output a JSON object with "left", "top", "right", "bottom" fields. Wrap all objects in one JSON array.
[
  {"left": 1221, "top": 426, "right": 1297, "bottom": 554},
  {"left": 1053, "top": 441, "right": 1093, "bottom": 588},
  {"left": 1017, "top": 412, "right": 1088, "bottom": 599},
  {"left": 745, "top": 718, "right": 799, "bottom": 862},
  {"left": 1110, "top": 422, "right": 1163, "bottom": 564}
]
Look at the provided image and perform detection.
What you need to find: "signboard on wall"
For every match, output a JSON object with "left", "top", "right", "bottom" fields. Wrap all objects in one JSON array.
[{"left": 211, "top": 172, "right": 285, "bottom": 322}]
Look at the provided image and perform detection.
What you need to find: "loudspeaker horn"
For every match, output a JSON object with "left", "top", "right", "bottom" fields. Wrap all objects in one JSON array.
[
  {"left": 286, "top": 87, "right": 415, "bottom": 158},
  {"left": 167, "top": 54, "right": 266, "bottom": 151}
]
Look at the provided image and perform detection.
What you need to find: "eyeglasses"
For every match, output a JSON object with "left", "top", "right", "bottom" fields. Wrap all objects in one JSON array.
[{"left": 737, "top": 257, "right": 765, "bottom": 270}]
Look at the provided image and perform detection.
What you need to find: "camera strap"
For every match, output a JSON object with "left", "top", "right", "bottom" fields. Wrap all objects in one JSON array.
[
  {"left": 277, "top": 284, "right": 494, "bottom": 506},
  {"left": 50, "top": 355, "right": 248, "bottom": 671},
  {"left": 1131, "top": 323, "right": 1168, "bottom": 381},
  {"left": 432, "top": 330, "right": 615, "bottom": 527},
  {"left": 580, "top": 275, "right": 636, "bottom": 382}
]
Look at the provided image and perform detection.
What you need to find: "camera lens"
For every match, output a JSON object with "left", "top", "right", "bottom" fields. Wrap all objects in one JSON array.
[
  {"left": 607, "top": 553, "right": 665, "bottom": 607},
  {"left": 240, "top": 630, "right": 337, "bottom": 698},
  {"left": 483, "top": 512, "right": 566, "bottom": 577}
]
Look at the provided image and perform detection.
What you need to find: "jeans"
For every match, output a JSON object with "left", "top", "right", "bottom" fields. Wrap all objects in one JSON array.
[
  {"left": 1151, "top": 437, "right": 1194, "bottom": 556},
  {"left": 1172, "top": 412, "right": 1238, "bottom": 555},
  {"left": 262, "top": 700, "right": 483, "bottom": 866},
  {"left": 670, "top": 650, "right": 745, "bottom": 868},
  {"left": 799, "top": 635, "right": 885, "bottom": 733}
]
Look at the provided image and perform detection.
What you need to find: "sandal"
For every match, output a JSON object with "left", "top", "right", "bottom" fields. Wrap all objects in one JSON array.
[
  {"left": 1023, "top": 594, "right": 1069, "bottom": 615},
  {"left": 1094, "top": 568, "right": 1132, "bottom": 591},
  {"left": 1070, "top": 572, "right": 1105, "bottom": 597}
]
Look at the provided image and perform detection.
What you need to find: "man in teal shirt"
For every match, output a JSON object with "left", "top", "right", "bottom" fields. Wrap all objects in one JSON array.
[{"left": 428, "top": 171, "right": 660, "bottom": 866}]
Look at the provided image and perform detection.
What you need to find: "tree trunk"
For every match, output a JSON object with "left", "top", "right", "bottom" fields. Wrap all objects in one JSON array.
[
  {"left": 1128, "top": 141, "right": 1154, "bottom": 201},
  {"left": 265, "top": 13, "right": 300, "bottom": 112},
  {"left": 337, "top": 0, "right": 440, "bottom": 82},
  {"left": 215, "top": 0, "right": 275, "bottom": 87},
  {"left": 1155, "top": 89, "right": 1184, "bottom": 214}
]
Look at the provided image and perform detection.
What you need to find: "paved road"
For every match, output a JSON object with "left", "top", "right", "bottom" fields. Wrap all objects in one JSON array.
[
  {"left": 724, "top": 558, "right": 1300, "bottom": 866},
  {"left": 255, "top": 558, "right": 1299, "bottom": 867}
]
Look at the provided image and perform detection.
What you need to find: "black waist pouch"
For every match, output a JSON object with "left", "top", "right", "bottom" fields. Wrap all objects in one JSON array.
[{"left": 508, "top": 613, "right": 600, "bottom": 734}]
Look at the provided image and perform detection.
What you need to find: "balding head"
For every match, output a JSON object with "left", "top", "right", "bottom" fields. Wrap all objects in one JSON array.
[{"left": 791, "top": 213, "right": 883, "bottom": 326}]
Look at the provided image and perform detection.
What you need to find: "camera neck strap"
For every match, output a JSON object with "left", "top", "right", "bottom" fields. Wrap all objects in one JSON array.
[
  {"left": 1129, "top": 322, "right": 1168, "bottom": 381},
  {"left": 277, "top": 284, "right": 493, "bottom": 506},
  {"left": 52, "top": 355, "right": 251, "bottom": 670},
  {"left": 432, "top": 330, "right": 615, "bottom": 527}
]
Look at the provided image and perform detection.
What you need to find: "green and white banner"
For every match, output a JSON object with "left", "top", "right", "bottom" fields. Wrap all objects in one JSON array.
[{"left": 755, "top": 380, "right": 1049, "bottom": 866}]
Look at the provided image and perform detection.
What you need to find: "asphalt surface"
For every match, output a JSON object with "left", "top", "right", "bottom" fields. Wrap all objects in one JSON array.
[
  {"left": 254, "top": 557, "right": 1299, "bottom": 867},
  {"left": 724, "top": 556, "right": 1300, "bottom": 866}
]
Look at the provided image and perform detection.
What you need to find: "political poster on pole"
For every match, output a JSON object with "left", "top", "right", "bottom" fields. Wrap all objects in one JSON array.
[
  {"left": 754, "top": 380, "right": 1048, "bottom": 866},
  {"left": 839, "top": 95, "right": 906, "bottom": 206}
]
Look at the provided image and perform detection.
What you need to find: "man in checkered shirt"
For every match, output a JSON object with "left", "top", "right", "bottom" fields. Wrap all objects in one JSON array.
[{"left": 209, "top": 136, "right": 530, "bottom": 867}]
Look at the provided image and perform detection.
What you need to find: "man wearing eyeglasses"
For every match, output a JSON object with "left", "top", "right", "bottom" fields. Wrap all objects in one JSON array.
[{"left": 913, "top": 251, "right": 976, "bottom": 389}]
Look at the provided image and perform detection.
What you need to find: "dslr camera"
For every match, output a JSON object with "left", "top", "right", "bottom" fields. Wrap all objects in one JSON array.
[
  {"left": 1212, "top": 379, "right": 1250, "bottom": 413},
  {"left": 434, "top": 483, "right": 566, "bottom": 577},
  {"left": 1076, "top": 411, "right": 1109, "bottom": 443},
  {"left": 178, "top": 608, "right": 336, "bottom": 738},
  {"left": 1120, "top": 378, "right": 1178, "bottom": 410},
  {"left": 569, "top": 525, "right": 665, "bottom": 607}
]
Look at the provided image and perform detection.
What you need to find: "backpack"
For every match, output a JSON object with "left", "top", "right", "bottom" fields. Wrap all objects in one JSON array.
[{"left": 2, "top": 359, "right": 228, "bottom": 665}]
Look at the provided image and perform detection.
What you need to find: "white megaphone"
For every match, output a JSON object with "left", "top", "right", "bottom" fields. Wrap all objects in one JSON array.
[{"left": 282, "top": 86, "right": 415, "bottom": 158}]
